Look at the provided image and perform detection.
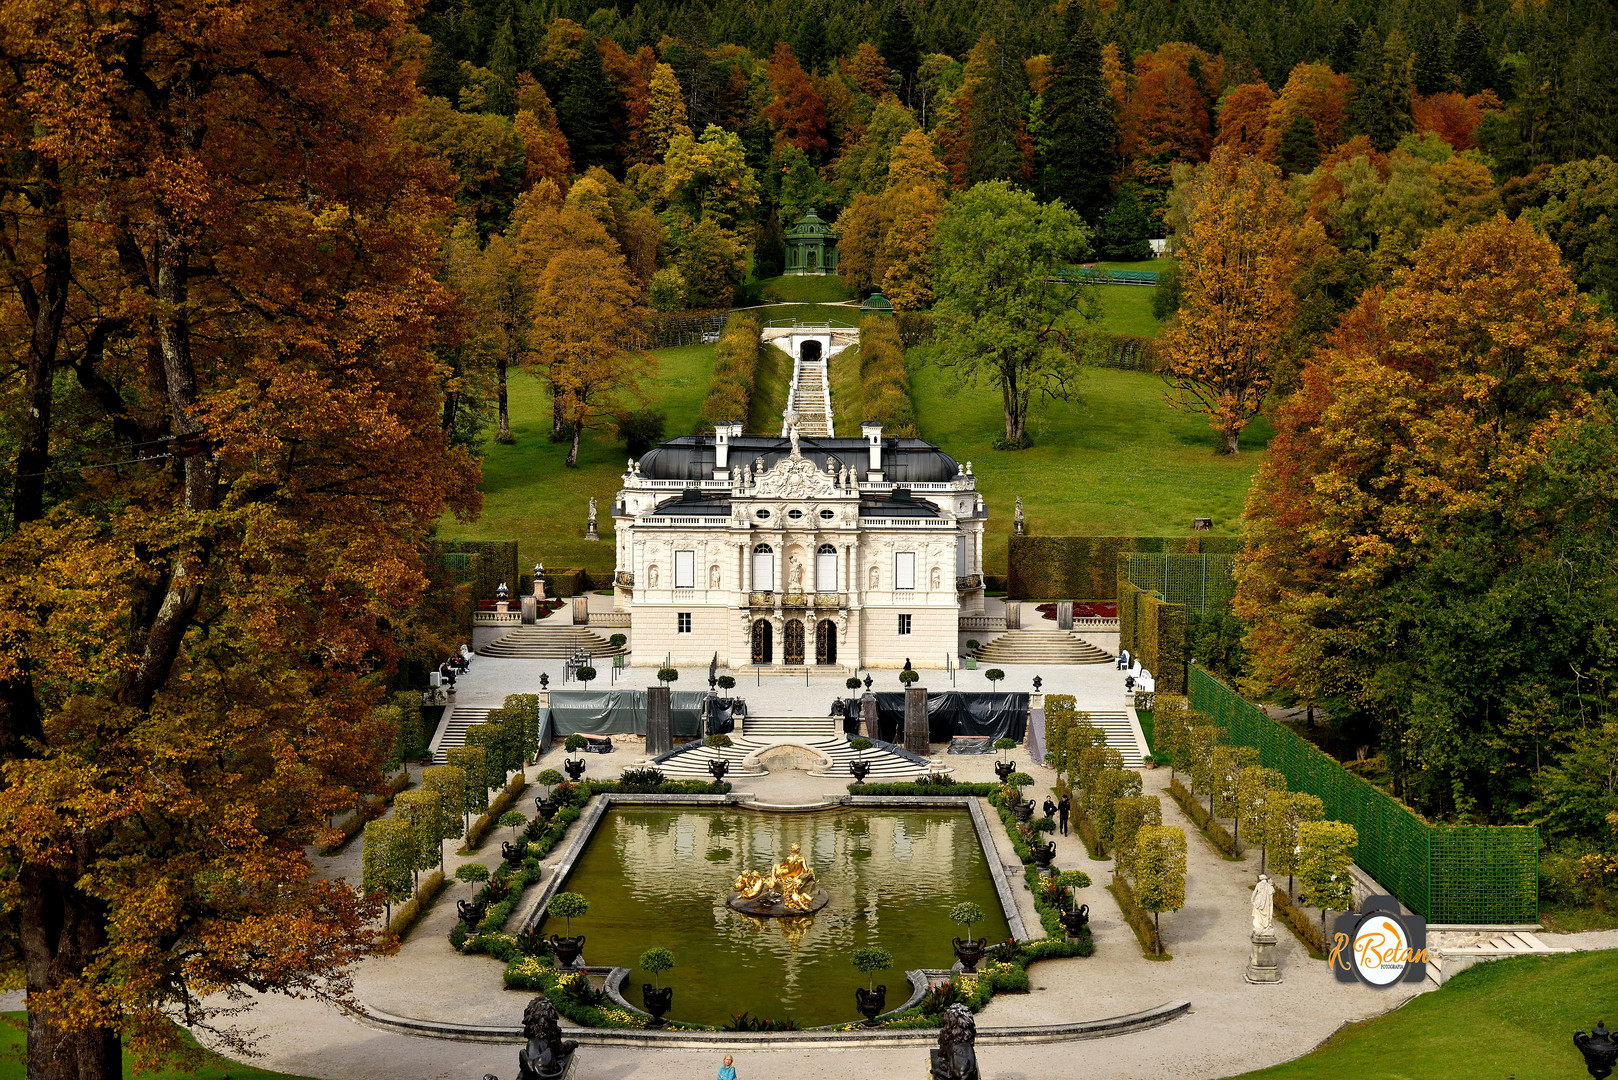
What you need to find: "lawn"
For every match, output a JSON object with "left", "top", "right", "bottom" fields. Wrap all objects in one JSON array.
[
  {"left": 828, "top": 343, "right": 863, "bottom": 431},
  {"left": 1096, "top": 259, "right": 1174, "bottom": 273},
  {"left": 753, "top": 273, "right": 856, "bottom": 303},
  {"left": 747, "top": 343, "right": 794, "bottom": 434},
  {"left": 0, "top": 1015, "right": 320, "bottom": 1080},
  {"left": 1229, "top": 951, "right": 1618, "bottom": 1079},
  {"left": 908, "top": 353, "right": 1270, "bottom": 574},
  {"left": 732, "top": 302, "right": 860, "bottom": 327},
  {"left": 435, "top": 343, "right": 716, "bottom": 575},
  {"left": 1089, "top": 283, "right": 1162, "bottom": 338}
]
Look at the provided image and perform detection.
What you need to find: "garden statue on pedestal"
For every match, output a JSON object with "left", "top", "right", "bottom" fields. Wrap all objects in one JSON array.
[
  {"left": 929, "top": 1003, "right": 980, "bottom": 1080},
  {"left": 1245, "top": 875, "right": 1281, "bottom": 985},
  {"left": 516, "top": 996, "right": 578, "bottom": 1080},
  {"left": 1013, "top": 496, "right": 1024, "bottom": 536},
  {"left": 586, "top": 497, "right": 599, "bottom": 541}
]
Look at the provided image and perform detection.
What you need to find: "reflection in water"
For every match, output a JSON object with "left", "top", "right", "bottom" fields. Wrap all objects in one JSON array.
[{"left": 544, "top": 808, "right": 1010, "bottom": 1027}]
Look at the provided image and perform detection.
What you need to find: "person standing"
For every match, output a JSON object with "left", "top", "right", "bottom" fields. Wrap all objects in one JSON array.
[
  {"left": 1057, "top": 793, "right": 1071, "bottom": 837},
  {"left": 718, "top": 1054, "right": 737, "bottom": 1080}
]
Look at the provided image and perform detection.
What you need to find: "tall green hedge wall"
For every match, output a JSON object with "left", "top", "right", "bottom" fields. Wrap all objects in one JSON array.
[
  {"left": 1007, "top": 535, "right": 1242, "bottom": 600},
  {"left": 1118, "top": 579, "right": 1187, "bottom": 693},
  {"left": 437, "top": 539, "right": 519, "bottom": 604}
]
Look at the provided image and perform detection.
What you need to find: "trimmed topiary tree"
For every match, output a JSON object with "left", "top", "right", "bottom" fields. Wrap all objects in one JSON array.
[
  {"left": 717, "top": 675, "right": 736, "bottom": 690},
  {"left": 657, "top": 667, "right": 678, "bottom": 685},
  {"left": 850, "top": 737, "right": 873, "bottom": 751},
  {"left": 949, "top": 901, "right": 985, "bottom": 942},
  {"left": 851, "top": 946, "right": 892, "bottom": 992},
  {"left": 1298, "top": 820, "right": 1358, "bottom": 936},
  {"left": 575, "top": 666, "right": 597, "bottom": 688},
  {"left": 455, "top": 862, "right": 490, "bottom": 887},
  {"left": 548, "top": 892, "right": 589, "bottom": 936},
  {"left": 639, "top": 946, "right": 675, "bottom": 990},
  {"left": 565, "top": 734, "right": 587, "bottom": 758},
  {"left": 984, "top": 668, "right": 1005, "bottom": 687},
  {"left": 705, "top": 734, "right": 734, "bottom": 749},
  {"left": 1135, "top": 825, "right": 1187, "bottom": 956},
  {"left": 899, "top": 669, "right": 920, "bottom": 685},
  {"left": 499, "top": 810, "right": 527, "bottom": 842},
  {"left": 847, "top": 676, "right": 862, "bottom": 690},
  {"left": 994, "top": 736, "right": 1016, "bottom": 761}
]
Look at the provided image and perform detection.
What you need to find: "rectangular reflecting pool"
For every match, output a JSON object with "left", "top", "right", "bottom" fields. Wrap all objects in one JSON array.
[{"left": 541, "top": 806, "right": 1013, "bottom": 1028}]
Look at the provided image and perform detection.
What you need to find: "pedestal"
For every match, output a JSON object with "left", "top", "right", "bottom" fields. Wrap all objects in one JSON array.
[
  {"left": 1003, "top": 601, "right": 1021, "bottom": 630},
  {"left": 1245, "top": 929, "right": 1281, "bottom": 984},
  {"left": 903, "top": 687, "right": 929, "bottom": 755},
  {"left": 586, "top": 523, "right": 599, "bottom": 541},
  {"left": 522, "top": 596, "right": 537, "bottom": 625},
  {"left": 534, "top": 578, "right": 547, "bottom": 601},
  {"left": 646, "top": 686, "right": 672, "bottom": 757},
  {"left": 1056, "top": 601, "right": 1073, "bottom": 630},
  {"left": 572, "top": 594, "right": 588, "bottom": 625},
  {"left": 497, "top": 601, "right": 510, "bottom": 613},
  {"left": 861, "top": 695, "right": 879, "bottom": 741}
]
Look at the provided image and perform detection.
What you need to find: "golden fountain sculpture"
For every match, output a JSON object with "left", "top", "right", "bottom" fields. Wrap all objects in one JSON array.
[{"left": 727, "top": 843, "right": 830, "bottom": 916}]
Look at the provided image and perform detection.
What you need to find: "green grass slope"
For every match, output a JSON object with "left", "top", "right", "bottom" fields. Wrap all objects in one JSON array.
[
  {"left": 829, "top": 344, "right": 863, "bottom": 432},
  {"left": 1090, "top": 283, "right": 1162, "bottom": 337},
  {"left": 1231, "top": 952, "right": 1618, "bottom": 1079},
  {"left": 435, "top": 344, "right": 715, "bottom": 574},
  {"left": 0, "top": 1016, "right": 321, "bottom": 1080},
  {"left": 908, "top": 354, "right": 1270, "bottom": 574},
  {"left": 746, "top": 343, "right": 793, "bottom": 434},
  {"left": 753, "top": 274, "right": 857, "bottom": 303}
]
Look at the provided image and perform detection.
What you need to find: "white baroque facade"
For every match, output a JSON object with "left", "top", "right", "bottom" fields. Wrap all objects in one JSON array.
[{"left": 613, "top": 420, "right": 986, "bottom": 669}]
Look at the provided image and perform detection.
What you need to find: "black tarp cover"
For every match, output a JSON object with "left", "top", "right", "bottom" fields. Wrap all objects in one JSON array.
[
  {"left": 542, "top": 690, "right": 706, "bottom": 739},
  {"left": 871, "top": 692, "right": 1029, "bottom": 745}
]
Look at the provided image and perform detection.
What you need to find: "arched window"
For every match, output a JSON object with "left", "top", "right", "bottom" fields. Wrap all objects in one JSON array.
[
  {"left": 815, "top": 543, "right": 838, "bottom": 592},
  {"left": 752, "top": 543, "right": 775, "bottom": 592}
]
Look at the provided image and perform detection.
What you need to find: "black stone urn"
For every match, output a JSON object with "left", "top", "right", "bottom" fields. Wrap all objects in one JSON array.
[
  {"left": 850, "top": 759, "right": 871, "bottom": 785},
  {"left": 1060, "top": 904, "right": 1090, "bottom": 938},
  {"left": 854, "top": 984, "right": 887, "bottom": 1027},
  {"left": 641, "top": 985, "right": 674, "bottom": 1028},
  {"left": 1012, "top": 799, "right": 1035, "bottom": 823},
  {"left": 502, "top": 840, "right": 526, "bottom": 864},
  {"left": 1032, "top": 840, "right": 1057, "bottom": 872},
  {"left": 549, "top": 934, "right": 585, "bottom": 968},
  {"left": 563, "top": 758, "right": 587, "bottom": 782},
  {"left": 457, "top": 899, "right": 486, "bottom": 926},
  {"left": 535, "top": 796, "right": 558, "bottom": 822},
  {"left": 1577, "top": 1021, "right": 1618, "bottom": 1079},
  {"left": 708, "top": 758, "right": 730, "bottom": 782},
  {"left": 994, "top": 760, "right": 1016, "bottom": 783},
  {"left": 952, "top": 936, "right": 988, "bottom": 973}
]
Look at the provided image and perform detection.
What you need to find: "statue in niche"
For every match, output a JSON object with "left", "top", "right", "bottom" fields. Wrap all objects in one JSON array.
[
  {"left": 790, "top": 563, "right": 803, "bottom": 591},
  {"left": 710, "top": 565, "right": 721, "bottom": 588},
  {"left": 648, "top": 565, "right": 659, "bottom": 588},
  {"left": 868, "top": 565, "right": 879, "bottom": 589},
  {"left": 930, "top": 566, "right": 942, "bottom": 590}
]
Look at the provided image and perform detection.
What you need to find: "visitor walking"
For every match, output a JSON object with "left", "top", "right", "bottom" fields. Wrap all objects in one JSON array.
[
  {"left": 1042, "top": 796, "right": 1057, "bottom": 822},
  {"left": 717, "top": 1054, "right": 737, "bottom": 1080},
  {"left": 1057, "top": 794, "right": 1071, "bottom": 836}
]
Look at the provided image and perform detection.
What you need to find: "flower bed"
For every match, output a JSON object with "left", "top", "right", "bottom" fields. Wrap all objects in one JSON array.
[
  {"left": 846, "top": 781, "right": 1001, "bottom": 797},
  {"left": 1034, "top": 601, "right": 1118, "bottom": 619}
]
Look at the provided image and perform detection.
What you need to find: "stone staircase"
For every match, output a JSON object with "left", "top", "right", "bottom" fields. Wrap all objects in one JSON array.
[
  {"left": 1426, "top": 928, "right": 1575, "bottom": 985},
  {"left": 476, "top": 626, "right": 627, "bottom": 659},
  {"left": 430, "top": 705, "right": 492, "bottom": 758},
  {"left": 1081, "top": 710, "right": 1146, "bottom": 767},
  {"left": 654, "top": 715, "right": 926, "bottom": 782},
  {"left": 974, "top": 628, "right": 1114, "bottom": 665},
  {"left": 787, "top": 357, "right": 833, "bottom": 437}
]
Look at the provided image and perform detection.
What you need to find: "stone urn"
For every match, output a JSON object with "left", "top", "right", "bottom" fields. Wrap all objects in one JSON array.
[
  {"left": 854, "top": 984, "right": 886, "bottom": 1027},
  {"left": 707, "top": 758, "right": 730, "bottom": 782},
  {"left": 549, "top": 934, "right": 585, "bottom": 968},
  {"left": 952, "top": 936, "right": 988, "bottom": 973},
  {"left": 1012, "top": 799, "right": 1035, "bottom": 823},
  {"left": 850, "top": 759, "right": 871, "bottom": 785},
  {"left": 563, "top": 758, "right": 587, "bottom": 782},
  {"left": 502, "top": 840, "right": 526, "bottom": 865},
  {"left": 1577, "top": 1021, "right": 1618, "bottom": 1079},
  {"left": 994, "top": 760, "right": 1016, "bottom": 783},
  {"left": 456, "top": 899, "right": 486, "bottom": 927},
  {"left": 534, "top": 794, "right": 555, "bottom": 818},
  {"left": 1060, "top": 904, "right": 1090, "bottom": 938},
  {"left": 1032, "top": 840, "right": 1057, "bottom": 872},
  {"left": 641, "top": 984, "right": 674, "bottom": 1028}
]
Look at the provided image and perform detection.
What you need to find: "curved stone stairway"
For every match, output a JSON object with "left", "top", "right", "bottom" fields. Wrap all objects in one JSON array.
[
  {"left": 653, "top": 715, "right": 927, "bottom": 782},
  {"left": 973, "top": 628, "right": 1114, "bottom": 666},
  {"left": 476, "top": 626, "right": 627, "bottom": 659}
]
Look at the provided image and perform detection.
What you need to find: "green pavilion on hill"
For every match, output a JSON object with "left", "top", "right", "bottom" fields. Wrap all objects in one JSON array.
[{"left": 783, "top": 208, "right": 839, "bottom": 276}]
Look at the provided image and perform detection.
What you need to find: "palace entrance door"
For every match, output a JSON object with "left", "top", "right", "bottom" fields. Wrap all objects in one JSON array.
[
  {"left": 751, "top": 619, "right": 773, "bottom": 665},
  {"left": 784, "top": 620, "right": 805, "bottom": 665},
  {"left": 815, "top": 620, "right": 837, "bottom": 665}
]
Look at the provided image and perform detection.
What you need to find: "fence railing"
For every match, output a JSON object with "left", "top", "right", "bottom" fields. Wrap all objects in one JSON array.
[
  {"left": 959, "top": 615, "right": 1006, "bottom": 632},
  {"left": 1188, "top": 667, "right": 1538, "bottom": 924},
  {"left": 587, "top": 611, "right": 630, "bottom": 628},
  {"left": 473, "top": 611, "right": 523, "bottom": 625},
  {"left": 1126, "top": 553, "right": 1236, "bottom": 614}
]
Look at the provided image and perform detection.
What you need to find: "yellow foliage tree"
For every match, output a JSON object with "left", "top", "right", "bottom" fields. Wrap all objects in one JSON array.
[
  {"left": 1162, "top": 147, "right": 1317, "bottom": 453},
  {"left": 645, "top": 63, "right": 693, "bottom": 160}
]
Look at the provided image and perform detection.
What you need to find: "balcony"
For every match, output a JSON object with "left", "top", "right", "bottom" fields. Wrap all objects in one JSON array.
[
  {"left": 614, "top": 570, "right": 634, "bottom": 587},
  {"left": 956, "top": 574, "right": 983, "bottom": 591},
  {"left": 781, "top": 592, "right": 811, "bottom": 608},
  {"left": 748, "top": 591, "right": 777, "bottom": 607},
  {"left": 814, "top": 592, "right": 847, "bottom": 608}
]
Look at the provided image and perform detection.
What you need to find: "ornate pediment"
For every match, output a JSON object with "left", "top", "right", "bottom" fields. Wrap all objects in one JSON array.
[{"left": 753, "top": 448, "right": 839, "bottom": 499}]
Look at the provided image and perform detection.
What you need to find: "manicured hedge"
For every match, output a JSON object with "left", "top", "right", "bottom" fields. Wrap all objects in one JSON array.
[
  {"left": 1167, "top": 776, "right": 1240, "bottom": 859},
  {"left": 463, "top": 774, "right": 530, "bottom": 852},
  {"left": 1118, "top": 578, "right": 1187, "bottom": 693},
  {"left": 387, "top": 869, "right": 444, "bottom": 941},
  {"left": 859, "top": 314, "right": 918, "bottom": 436},
  {"left": 436, "top": 539, "right": 519, "bottom": 605},
  {"left": 1007, "top": 535, "right": 1241, "bottom": 600},
  {"left": 697, "top": 314, "right": 761, "bottom": 432},
  {"left": 1108, "top": 874, "right": 1164, "bottom": 957},
  {"left": 846, "top": 782, "right": 1000, "bottom": 796}
]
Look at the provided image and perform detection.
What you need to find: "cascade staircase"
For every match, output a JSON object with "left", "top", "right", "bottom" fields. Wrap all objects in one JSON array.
[
  {"left": 787, "top": 357, "right": 833, "bottom": 437},
  {"left": 655, "top": 714, "right": 926, "bottom": 781},
  {"left": 974, "top": 628, "right": 1114, "bottom": 666},
  {"left": 430, "top": 705, "right": 492, "bottom": 758},
  {"left": 476, "top": 626, "right": 627, "bottom": 659},
  {"left": 1079, "top": 710, "right": 1146, "bottom": 767}
]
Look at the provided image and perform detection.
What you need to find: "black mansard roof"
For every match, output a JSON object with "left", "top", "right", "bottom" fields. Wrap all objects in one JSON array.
[{"left": 638, "top": 435, "right": 961, "bottom": 484}]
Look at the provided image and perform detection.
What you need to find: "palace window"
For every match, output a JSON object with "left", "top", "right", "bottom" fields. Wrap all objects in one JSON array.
[
  {"left": 674, "top": 550, "right": 695, "bottom": 589},
  {"left": 752, "top": 543, "right": 775, "bottom": 591},
  {"left": 819, "top": 509, "right": 835, "bottom": 520},
  {"left": 898, "top": 614, "right": 912, "bottom": 636},
  {"left": 787, "top": 509, "right": 804, "bottom": 520},
  {"left": 678, "top": 613, "right": 692, "bottom": 634},
  {"left": 815, "top": 544, "right": 838, "bottom": 591},
  {"left": 895, "top": 551, "right": 916, "bottom": 591}
]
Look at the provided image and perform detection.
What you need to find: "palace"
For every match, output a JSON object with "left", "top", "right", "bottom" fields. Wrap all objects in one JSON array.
[{"left": 610, "top": 416, "right": 986, "bottom": 670}]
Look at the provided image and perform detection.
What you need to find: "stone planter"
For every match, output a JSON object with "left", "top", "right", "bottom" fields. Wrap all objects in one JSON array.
[
  {"left": 641, "top": 984, "right": 674, "bottom": 1028},
  {"left": 854, "top": 984, "right": 886, "bottom": 1027},
  {"left": 707, "top": 759, "right": 730, "bottom": 782},
  {"left": 550, "top": 934, "right": 585, "bottom": 968},
  {"left": 1060, "top": 905, "right": 1090, "bottom": 938},
  {"left": 952, "top": 936, "right": 988, "bottom": 973},
  {"left": 1012, "top": 799, "right": 1035, "bottom": 823},
  {"left": 994, "top": 760, "right": 1016, "bottom": 783},
  {"left": 456, "top": 900, "right": 485, "bottom": 927},
  {"left": 850, "top": 760, "right": 871, "bottom": 785},
  {"left": 1032, "top": 841, "right": 1057, "bottom": 872},
  {"left": 563, "top": 758, "right": 587, "bottom": 782}
]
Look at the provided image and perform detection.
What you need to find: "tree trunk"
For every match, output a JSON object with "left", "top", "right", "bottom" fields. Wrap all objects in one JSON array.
[
  {"left": 497, "top": 352, "right": 511, "bottom": 443},
  {"left": 19, "top": 848, "right": 122, "bottom": 1080},
  {"left": 1224, "top": 426, "right": 1242, "bottom": 455},
  {"left": 551, "top": 385, "right": 565, "bottom": 440},
  {"left": 12, "top": 160, "right": 70, "bottom": 528},
  {"left": 566, "top": 424, "right": 581, "bottom": 467}
]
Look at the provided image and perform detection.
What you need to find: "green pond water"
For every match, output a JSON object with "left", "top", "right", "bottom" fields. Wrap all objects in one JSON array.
[{"left": 540, "top": 807, "right": 1011, "bottom": 1028}]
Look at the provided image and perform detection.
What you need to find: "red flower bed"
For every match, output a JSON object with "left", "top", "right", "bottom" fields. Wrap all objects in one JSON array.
[{"left": 1035, "top": 601, "right": 1117, "bottom": 619}]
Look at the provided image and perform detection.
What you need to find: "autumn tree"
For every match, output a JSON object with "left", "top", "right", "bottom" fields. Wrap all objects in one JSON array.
[
  {"left": 445, "top": 228, "right": 532, "bottom": 443},
  {"left": 534, "top": 247, "right": 653, "bottom": 466},
  {"left": 1161, "top": 147, "right": 1315, "bottom": 453},
  {"left": 1236, "top": 216, "right": 1618, "bottom": 818},
  {"left": 645, "top": 63, "right": 693, "bottom": 160},
  {"left": 1215, "top": 83, "right": 1278, "bottom": 158},
  {"left": 962, "top": 32, "right": 1032, "bottom": 185},
  {"left": 931, "top": 182, "right": 1094, "bottom": 445},
  {"left": 512, "top": 76, "right": 574, "bottom": 191},
  {"left": 765, "top": 43, "right": 830, "bottom": 157},
  {"left": 1262, "top": 63, "right": 1351, "bottom": 161},
  {"left": 0, "top": 12, "right": 480, "bottom": 1080},
  {"left": 1275, "top": 112, "right": 1323, "bottom": 176},
  {"left": 1037, "top": 12, "right": 1118, "bottom": 224}
]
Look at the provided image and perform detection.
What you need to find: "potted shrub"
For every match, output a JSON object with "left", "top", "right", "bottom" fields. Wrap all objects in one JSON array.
[
  {"left": 1053, "top": 871, "right": 1093, "bottom": 937},
  {"left": 846, "top": 676, "right": 862, "bottom": 691},
  {"left": 657, "top": 667, "right": 679, "bottom": 686},
  {"left": 993, "top": 737, "right": 1017, "bottom": 782},
  {"left": 563, "top": 735, "right": 588, "bottom": 781},
  {"left": 949, "top": 902, "right": 988, "bottom": 972},
  {"left": 717, "top": 675, "right": 736, "bottom": 691},
  {"left": 546, "top": 891, "right": 589, "bottom": 967},
  {"left": 898, "top": 669, "right": 920, "bottom": 686},
  {"left": 575, "top": 665, "right": 597, "bottom": 689},
  {"left": 500, "top": 810, "right": 527, "bottom": 843},
  {"left": 850, "top": 947, "right": 893, "bottom": 1026},
  {"left": 608, "top": 633, "right": 627, "bottom": 650},
  {"left": 639, "top": 946, "right": 675, "bottom": 1027},
  {"left": 454, "top": 863, "right": 491, "bottom": 926},
  {"left": 1031, "top": 816, "right": 1058, "bottom": 872},
  {"left": 848, "top": 737, "right": 874, "bottom": 784}
]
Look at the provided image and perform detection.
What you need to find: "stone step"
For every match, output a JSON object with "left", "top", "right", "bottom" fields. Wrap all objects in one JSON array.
[{"left": 477, "top": 627, "right": 627, "bottom": 659}]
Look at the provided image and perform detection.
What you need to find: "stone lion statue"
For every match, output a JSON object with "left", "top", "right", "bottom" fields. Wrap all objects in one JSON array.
[
  {"left": 932, "top": 1003, "right": 979, "bottom": 1080},
  {"left": 517, "top": 996, "right": 578, "bottom": 1080}
]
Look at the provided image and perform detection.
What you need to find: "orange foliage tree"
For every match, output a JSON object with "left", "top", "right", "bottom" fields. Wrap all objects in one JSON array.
[
  {"left": 1161, "top": 148, "right": 1316, "bottom": 453},
  {"left": 514, "top": 75, "right": 574, "bottom": 190},
  {"left": 0, "top": 2, "right": 480, "bottom": 1079},
  {"left": 1216, "top": 83, "right": 1278, "bottom": 157},
  {"left": 1263, "top": 62, "right": 1351, "bottom": 159},
  {"left": 765, "top": 43, "right": 830, "bottom": 156},
  {"left": 1411, "top": 90, "right": 1501, "bottom": 152},
  {"left": 1124, "top": 44, "right": 1221, "bottom": 164}
]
